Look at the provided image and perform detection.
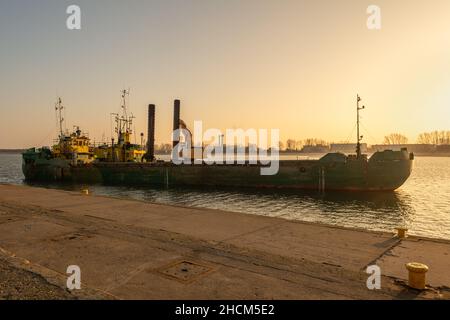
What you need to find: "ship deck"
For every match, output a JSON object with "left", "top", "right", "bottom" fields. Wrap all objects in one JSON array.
[
  {"left": 0, "top": 184, "right": 449, "bottom": 299},
  {"left": 92, "top": 159, "right": 320, "bottom": 167}
]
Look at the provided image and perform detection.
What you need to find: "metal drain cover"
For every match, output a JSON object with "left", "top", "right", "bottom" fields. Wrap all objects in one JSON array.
[{"left": 157, "top": 260, "right": 214, "bottom": 283}]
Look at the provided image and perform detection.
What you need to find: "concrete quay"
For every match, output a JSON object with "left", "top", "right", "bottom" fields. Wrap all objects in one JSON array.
[{"left": 0, "top": 184, "right": 449, "bottom": 299}]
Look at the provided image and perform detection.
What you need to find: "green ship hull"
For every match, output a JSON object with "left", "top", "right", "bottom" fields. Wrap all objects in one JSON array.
[{"left": 22, "top": 149, "right": 414, "bottom": 191}]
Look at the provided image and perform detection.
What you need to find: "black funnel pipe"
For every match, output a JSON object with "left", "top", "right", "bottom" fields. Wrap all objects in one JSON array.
[
  {"left": 173, "top": 99, "right": 180, "bottom": 148},
  {"left": 145, "top": 104, "right": 155, "bottom": 161}
]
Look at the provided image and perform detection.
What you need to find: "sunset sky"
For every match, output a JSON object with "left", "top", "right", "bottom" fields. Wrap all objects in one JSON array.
[{"left": 1, "top": 0, "right": 449, "bottom": 148}]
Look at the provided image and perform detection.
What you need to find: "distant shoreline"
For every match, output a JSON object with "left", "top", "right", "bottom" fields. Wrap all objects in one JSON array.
[
  {"left": 0, "top": 149, "right": 25, "bottom": 154},
  {"left": 413, "top": 152, "right": 450, "bottom": 157}
]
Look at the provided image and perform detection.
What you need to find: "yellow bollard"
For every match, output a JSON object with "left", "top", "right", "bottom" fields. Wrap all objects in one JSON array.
[
  {"left": 81, "top": 189, "right": 89, "bottom": 195},
  {"left": 396, "top": 227, "right": 408, "bottom": 238},
  {"left": 405, "top": 262, "right": 428, "bottom": 290}
]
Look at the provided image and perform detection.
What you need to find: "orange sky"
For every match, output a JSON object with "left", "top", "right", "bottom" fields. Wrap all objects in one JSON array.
[{"left": 1, "top": 0, "right": 449, "bottom": 148}]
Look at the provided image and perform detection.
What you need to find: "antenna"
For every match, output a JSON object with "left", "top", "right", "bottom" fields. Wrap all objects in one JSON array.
[
  {"left": 356, "top": 94, "right": 365, "bottom": 158},
  {"left": 55, "top": 97, "right": 64, "bottom": 139},
  {"left": 113, "top": 89, "right": 135, "bottom": 146},
  {"left": 111, "top": 112, "right": 119, "bottom": 134},
  {"left": 119, "top": 89, "right": 132, "bottom": 132}
]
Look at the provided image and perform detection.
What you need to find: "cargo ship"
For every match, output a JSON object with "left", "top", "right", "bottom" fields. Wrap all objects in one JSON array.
[{"left": 22, "top": 94, "right": 414, "bottom": 191}]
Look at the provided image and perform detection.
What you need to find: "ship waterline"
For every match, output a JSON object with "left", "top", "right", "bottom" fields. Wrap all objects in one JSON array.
[{"left": 22, "top": 150, "right": 413, "bottom": 191}]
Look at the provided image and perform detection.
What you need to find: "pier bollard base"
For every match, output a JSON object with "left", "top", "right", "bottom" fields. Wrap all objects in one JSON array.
[
  {"left": 405, "top": 262, "right": 428, "bottom": 290},
  {"left": 396, "top": 227, "right": 408, "bottom": 239}
]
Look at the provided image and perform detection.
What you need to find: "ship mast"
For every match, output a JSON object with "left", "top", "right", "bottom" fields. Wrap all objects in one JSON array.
[
  {"left": 356, "top": 94, "right": 365, "bottom": 158},
  {"left": 121, "top": 89, "right": 134, "bottom": 133},
  {"left": 55, "top": 97, "right": 64, "bottom": 139},
  {"left": 113, "top": 89, "right": 134, "bottom": 144},
  {"left": 120, "top": 89, "right": 128, "bottom": 133}
]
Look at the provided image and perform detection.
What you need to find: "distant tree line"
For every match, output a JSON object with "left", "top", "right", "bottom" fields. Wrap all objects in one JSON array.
[
  {"left": 154, "top": 143, "right": 172, "bottom": 154},
  {"left": 383, "top": 133, "right": 409, "bottom": 145},
  {"left": 154, "top": 130, "right": 450, "bottom": 153},
  {"left": 417, "top": 130, "right": 450, "bottom": 145},
  {"left": 284, "top": 138, "right": 329, "bottom": 151},
  {"left": 382, "top": 131, "right": 450, "bottom": 145}
]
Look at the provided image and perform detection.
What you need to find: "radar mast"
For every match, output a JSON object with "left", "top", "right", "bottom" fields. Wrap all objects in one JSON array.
[
  {"left": 356, "top": 94, "right": 365, "bottom": 158},
  {"left": 55, "top": 97, "right": 65, "bottom": 140}
]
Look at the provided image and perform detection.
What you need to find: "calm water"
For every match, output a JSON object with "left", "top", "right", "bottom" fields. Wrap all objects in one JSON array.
[{"left": 1, "top": 153, "right": 449, "bottom": 240}]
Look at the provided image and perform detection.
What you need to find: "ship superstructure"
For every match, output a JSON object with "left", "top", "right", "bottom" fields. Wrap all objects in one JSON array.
[
  {"left": 51, "top": 98, "right": 94, "bottom": 165},
  {"left": 93, "top": 90, "right": 146, "bottom": 162}
]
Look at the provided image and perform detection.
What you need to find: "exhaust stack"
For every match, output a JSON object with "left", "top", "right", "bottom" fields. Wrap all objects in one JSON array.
[
  {"left": 145, "top": 104, "right": 155, "bottom": 161},
  {"left": 173, "top": 99, "right": 180, "bottom": 148}
]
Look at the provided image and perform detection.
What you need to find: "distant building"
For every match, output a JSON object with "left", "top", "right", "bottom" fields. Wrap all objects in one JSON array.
[
  {"left": 330, "top": 143, "right": 367, "bottom": 154},
  {"left": 370, "top": 144, "right": 436, "bottom": 153},
  {"left": 300, "top": 145, "right": 330, "bottom": 153},
  {"left": 436, "top": 144, "right": 450, "bottom": 152}
]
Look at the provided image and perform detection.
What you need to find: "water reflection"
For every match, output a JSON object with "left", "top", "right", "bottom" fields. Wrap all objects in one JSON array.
[
  {"left": 3, "top": 153, "right": 448, "bottom": 240},
  {"left": 25, "top": 181, "right": 415, "bottom": 235}
]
